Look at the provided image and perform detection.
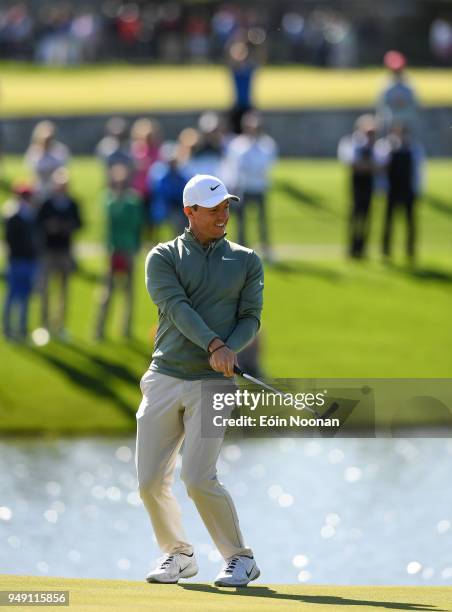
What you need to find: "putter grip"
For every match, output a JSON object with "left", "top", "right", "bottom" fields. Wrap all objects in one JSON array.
[{"left": 233, "top": 365, "right": 244, "bottom": 376}]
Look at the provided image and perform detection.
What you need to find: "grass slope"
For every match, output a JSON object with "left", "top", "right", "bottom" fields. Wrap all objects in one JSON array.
[
  {"left": 0, "top": 158, "right": 451, "bottom": 433},
  {"left": 1, "top": 64, "right": 452, "bottom": 115},
  {"left": 1, "top": 575, "right": 452, "bottom": 612}
]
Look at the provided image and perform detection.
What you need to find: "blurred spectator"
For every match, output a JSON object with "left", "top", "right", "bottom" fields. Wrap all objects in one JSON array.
[
  {"left": 323, "top": 14, "right": 357, "bottom": 68},
  {"left": 177, "top": 127, "right": 199, "bottom": 165},
  {"left": 184, "top": 112, "right": 224, "bottom": 177},
  {"left": 304, "top": 10, "right": 330, "bottom": 66},
  {"left": 429, "top": 18, "right": 452, "bottom": 65},
  {"left": 0, "top": 3, "right": 33, "bottom": 60},
  {"left": 95, "top": 116, "right": 133, "bottom": 171},
  {"left": 2, "top": 183, "right": 40, "bottom": 341},
  {"left": 184, "top": 11, "right": 210, "bottom": 62},
  {"left": 70, "top": 8, "right": 101, "bottom": 63},
  {"left": 95, "top": 163, "right": 143, "bottom": 340},
  {"left": 211, "top": 5, "right": 240, "bottom": 60},
  {"left": 130, "top": 117, "right": 161, "bottom": 201},
  {"left": 150, "top": 141, "right": 188, "bottom": 236},
  {"left": 227, "top": 41, "right": 257, "bottom": 134},
  {"left": 117, "top": 3, "right": 141, "bottom": 43},
  {"left": 156, "top": 2, "right": 184, "bottom": 62},
  {"left": 244, "top": 6, "right": 269, "bottom": 60},
  {"left": 381, "top": 125, "right": 425, "bottom": 264},
  {"left": 280, "top": 11, "right": 306, "bottom": 63},
  {"left": 24, "top": 121, "right": 70, "bottom": 201},
  {"left": 376, "top": 51, "right": 420, "bottom": 136},
  {"left": 223, "top": 110, "right": 277, "bottom": 260},
  {"left": 37, "top": 168, "right": 82, "bottom": 337},
  {"left": 35, "top": 4, "right": 74, "bottom": 65},
  {"left": 115, "top": 3, "right": 144, "bottom": 60},
  {"left": 337, "top": 114, "right": 384, "bottom": 258}
]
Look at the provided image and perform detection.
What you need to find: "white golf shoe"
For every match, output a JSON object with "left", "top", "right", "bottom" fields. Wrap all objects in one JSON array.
[
  {"left": 214, "top": 555, "right": 260, "bottom": 587},
  {"left": 146, "top": 552, "right": 198, "bottom": 583}
]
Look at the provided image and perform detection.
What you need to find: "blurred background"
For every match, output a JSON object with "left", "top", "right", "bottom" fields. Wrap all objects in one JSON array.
[
  {"left": 1, "top": 0, "right": 452, "bottom": 66},
  {"left": 1, "top": 0, "right": 452, "bottom": 588}
]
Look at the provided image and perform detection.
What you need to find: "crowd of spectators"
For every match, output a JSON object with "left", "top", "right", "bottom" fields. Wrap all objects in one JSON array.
[
  {"left": 1, "top": 1, "right": 451, "bottom": 67},
  {"left": 0, "top": 1, "right": 352, "bottom": 66},
  {"left": 1, "top": 108, "right": 277, "bottom": 345},
  {"left": 337, "top": 51, "right": 425, "bottom": 263}
]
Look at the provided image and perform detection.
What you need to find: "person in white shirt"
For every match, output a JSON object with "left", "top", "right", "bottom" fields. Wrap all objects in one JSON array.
[
  {"left": 183, "top": 112, "right": 225, "bottom": 179},
  {"left": 24, "top": 121, "right": 70, "bottom": 202},
  {"left": 223, "top": 111, "right": 277, "bottom": 260}
]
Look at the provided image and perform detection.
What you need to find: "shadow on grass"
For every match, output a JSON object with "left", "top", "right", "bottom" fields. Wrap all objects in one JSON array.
[
  {"left": 123, "top": 336, "right": 153, "bottom": 359},
  {"left": 269, "top": 260, "right": 342, "bottom": 282},
  {"left": 408, "top": 268, "right": 452, "bottom": 283},
  {"left": 52, "top": 338, "right": 143, "bottom": 386},
  {"left": 273, "top": 179, "right": 335, "bottom": 214},
  {"left": 179, "top": 584, "right": 445, "bottom": 611},
  {"left": 388, "top": 263, "right": 452, "bottom": 284},
  {"left": 19, "top": 343, "right": 136, "bottom": 421},
  {"left": 423, "top": 193, "right": 452, "bottom": 217},
  {"left": 54, "top": 331, "right": 152, "bottom": 363}
]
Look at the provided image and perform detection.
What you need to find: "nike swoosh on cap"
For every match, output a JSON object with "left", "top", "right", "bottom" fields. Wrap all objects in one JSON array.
[{"left": 210, "top": 184, "right": 220, "bottom": 191}]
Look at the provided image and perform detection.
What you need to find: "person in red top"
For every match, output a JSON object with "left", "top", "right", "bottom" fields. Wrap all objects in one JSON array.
[{"left": 130, "top": 118, "right": 161, "bottom": 201}]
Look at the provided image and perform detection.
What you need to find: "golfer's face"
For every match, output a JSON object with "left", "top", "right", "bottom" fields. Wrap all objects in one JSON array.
[{"left": 190, "top": 200, "right": 230, "bottom": 240}]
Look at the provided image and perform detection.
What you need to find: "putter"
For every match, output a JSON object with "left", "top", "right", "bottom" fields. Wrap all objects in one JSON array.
[{"left": 233, "top": 365, "right": 340, "bottom": 420}]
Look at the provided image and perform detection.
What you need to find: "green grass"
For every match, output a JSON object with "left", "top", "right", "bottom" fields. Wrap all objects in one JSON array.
[
  {"left": 1, "top": 575, "right": 452, "bottom": 611},
  {"left": 1, "top": 63, "right": 452, "bottom": 115},
  {"left": 1, "top": 157, "right": 452, "bottom": 433},
  {"left": 2, "top": 156, "right": 452, "bottom": 251}
]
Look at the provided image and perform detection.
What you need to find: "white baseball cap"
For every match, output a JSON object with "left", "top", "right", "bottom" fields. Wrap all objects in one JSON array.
[{"left": 183, "top": 174, "right": 239, "bottom": 208}]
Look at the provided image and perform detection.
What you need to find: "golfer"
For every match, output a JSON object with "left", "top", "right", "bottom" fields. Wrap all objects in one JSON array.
[{"left": 136, "top": 174, "right": 264, "bottom": 587}]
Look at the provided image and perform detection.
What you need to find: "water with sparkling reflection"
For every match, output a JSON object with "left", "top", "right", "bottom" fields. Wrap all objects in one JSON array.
[{"left": 1, "top": 438, "right": 452, "bottom": 584}]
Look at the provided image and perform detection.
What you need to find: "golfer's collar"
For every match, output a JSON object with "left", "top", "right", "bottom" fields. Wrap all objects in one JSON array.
[{"left": 183, "top": 228, "right": 227, "bottom": 252}]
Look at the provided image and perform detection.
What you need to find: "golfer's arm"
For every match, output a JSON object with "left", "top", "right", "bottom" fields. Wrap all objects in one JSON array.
[
  {"left": 225, "top": 252, "right": 264, "bottom": 353},
  {"left": 145, "top": 249, "right": 217, "bottom": 351},
  {"left": 225, "top": 317, "right": 260, "bottom": 353}
]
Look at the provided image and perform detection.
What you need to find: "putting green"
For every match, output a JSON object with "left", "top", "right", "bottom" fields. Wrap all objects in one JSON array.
[
  {"left": 1, "top": 575, "right": 452, "bottom": 611},
  {"left": 1, "top": 64, "right": 451, "bottom": 116}
]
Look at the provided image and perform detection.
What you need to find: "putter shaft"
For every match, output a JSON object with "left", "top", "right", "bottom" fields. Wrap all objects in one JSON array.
[{"left": 234, "top": 366, "right": 320, "bottom": 417}]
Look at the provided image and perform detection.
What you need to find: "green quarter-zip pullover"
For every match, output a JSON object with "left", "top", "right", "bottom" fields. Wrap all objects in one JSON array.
[{"left": 145, "top": 228, "right": 264, "bottom": 379}]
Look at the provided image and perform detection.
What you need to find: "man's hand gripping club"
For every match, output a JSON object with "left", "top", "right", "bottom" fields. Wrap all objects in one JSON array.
[{"left": 208, "top": 337, "right": 238, "bottom": 378}]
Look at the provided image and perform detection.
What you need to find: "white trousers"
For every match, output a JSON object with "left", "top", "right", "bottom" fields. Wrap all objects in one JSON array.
[{"left": 135, "top": 370, "right": 253, "bottom": 560}]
